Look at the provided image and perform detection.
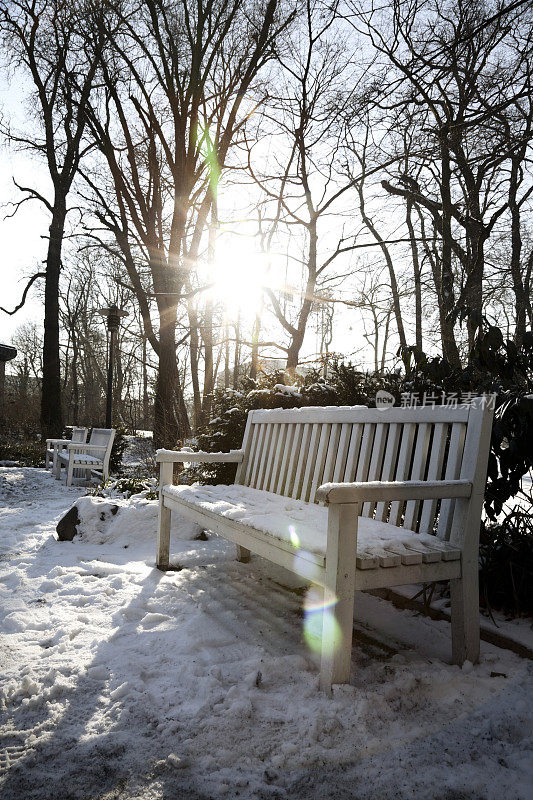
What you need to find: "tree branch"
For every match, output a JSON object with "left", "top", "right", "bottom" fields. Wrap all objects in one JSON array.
[{"left": 0, "top": 272, "right": 45, "bottom": 315}]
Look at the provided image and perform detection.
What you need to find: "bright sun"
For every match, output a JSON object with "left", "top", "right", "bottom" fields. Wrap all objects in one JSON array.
[{"left": 208, "top": 238, "right": 270, "bottom": 320}]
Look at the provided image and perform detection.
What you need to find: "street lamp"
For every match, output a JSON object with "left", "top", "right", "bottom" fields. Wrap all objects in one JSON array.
[{"left": 98, "top": 305, "right": 128, "bottom": 428}]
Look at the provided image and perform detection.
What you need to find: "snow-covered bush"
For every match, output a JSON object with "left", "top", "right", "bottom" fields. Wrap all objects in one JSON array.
[{"left": 189, "top": 370, "right": 338, "bottom": 484}]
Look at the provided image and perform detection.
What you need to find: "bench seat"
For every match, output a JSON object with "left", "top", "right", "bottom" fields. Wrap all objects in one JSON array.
[
  {"left": 164, "top": 483, "right": 461, "bottom": 569},
  {"left": 57, "top": 450, "right": 103, "bottom": 465}
]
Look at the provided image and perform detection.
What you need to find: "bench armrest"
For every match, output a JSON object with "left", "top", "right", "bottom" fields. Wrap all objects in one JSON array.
[
  {"left": 67, "top": 443, "right": 107, "bottom": 452},
  {"left": 156, "top": 449, "right": 244, "bottom": 464},
  {"left": 46, "top": 438, "right": 70, "bottom": 447},
  {"left": 316, "top": 479, "right": 472, "bottom": 504}
]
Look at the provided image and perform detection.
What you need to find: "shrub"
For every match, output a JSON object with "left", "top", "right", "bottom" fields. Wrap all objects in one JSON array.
[
  {"left": 399, "top": 317, "right": 533, "bottom": 521},
  {"left": 109, "top": 425, "right": 129, "bottom": 474},
  {"left": 479, "top": 509, "right": 533, "bottom": 616},
  {"left": 189, "top": 371, "right": 340, "bottom": 484},
  {"left": 0, "top": 439, "right": 45, "bottom": 467}
]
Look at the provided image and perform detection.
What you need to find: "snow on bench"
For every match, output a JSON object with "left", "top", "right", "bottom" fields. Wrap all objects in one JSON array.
[
  {"left": 164, "top": 483, "right": 462, "bottom": 568},
  {"left": 156, "top": 400, "right": 493, "bottom": 691}
]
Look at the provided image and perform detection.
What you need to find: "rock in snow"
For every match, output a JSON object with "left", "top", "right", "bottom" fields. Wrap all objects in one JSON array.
[{"left": 55, "top": 504, "right": 80, "bottom": 541}]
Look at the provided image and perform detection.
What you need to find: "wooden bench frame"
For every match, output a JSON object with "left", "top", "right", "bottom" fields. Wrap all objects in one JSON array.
[
  {"left": 156, "top": 399, "right": 493, "bottom": 691},
  {"left": 55, "top": 427, "right": 115, "bottom": 486},
  {"left": 46, "top": 427, "right": 88, "bottom": 472}
]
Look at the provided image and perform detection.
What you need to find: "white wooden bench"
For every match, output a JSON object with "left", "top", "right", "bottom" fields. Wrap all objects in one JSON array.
[
  {"left": 55, "top": 427, "right": 116, "bottom": 486},
  {"left": 156, "top": 399, "right": 493, "bottom": 691},
  {"left": 46, "top": 427, "right": 88, "bottom": 472}
]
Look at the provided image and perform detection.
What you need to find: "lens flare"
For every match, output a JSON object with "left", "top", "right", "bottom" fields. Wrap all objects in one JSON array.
[
  {"left": 302, "top": 586, "right": 341, "bottom": 655},
  {"left": 289, "top": 524, "right": 300, "bottom": 549}
]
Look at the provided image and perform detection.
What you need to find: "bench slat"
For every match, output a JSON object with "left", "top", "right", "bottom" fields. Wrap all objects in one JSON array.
[
  {"left": 275, "top": 424, "right": 293, "bottom": 494},
  {"left": 291, "top": 423, "right": 312, "bottom": 499},
  {"left": 343, "top": 423, "right": 363, "bottom": 482},
  {"left": 438, "top": 421, "right": 466, "bottom": 541},
  {"left": 268, "top": 423, "right": 287, "bottom": 493},
  {"left": 389, "top": 423, "right": 415, "bottom": 525},
  {"left": 419, "top": 423, "right": 448, "bottom": 533},
  {"left": 302, "top": 423, "right": 322, "bottom": 502},
  {"left": 262, "top": 423, "right": 280, "bottom": 491},
  {"left": 355, "top": 423, "right": 375, "bottom": 485},
  {"left": 382, "top": 542, "right": 424, "bottom": 565},
  {"left": 248, "top": 423, "right": 265, "bottom": 487},
  {"left": 321, "top": 423, "right": 341, "bottom": 489},
  {"left": 375, "top": 423, "right": 401, "bottom": 521},
  {"left": 258, "top": 423, "right": 276, "bottom": 489},
  {"left": 332, "top": 423, "right": 352, "bottom": 483},
  {"left": 284, "top": 424, "right": 304, "bottom": 496},
  {"left": 309, "top": 423, "right": 332, "bottom": 502},
  {"left": 251, "top": 406, "right": 470, "bottom": 424},
  {"left": 363, "top": 423, "right": 388, "bottom": 517},
  {"left": 404, "top": 423, "right": 431, "bottom": 530}
]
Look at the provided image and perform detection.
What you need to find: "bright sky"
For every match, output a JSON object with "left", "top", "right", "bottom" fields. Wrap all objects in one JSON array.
[
  {"left": 0, "top": 68, "right": 398, "bottom": 374},
  {"left": 0, "top": 70, "right": 49, "bottom": 344},
  {"left": 0, "top": 154, "right": 49, "bottom": 343}
]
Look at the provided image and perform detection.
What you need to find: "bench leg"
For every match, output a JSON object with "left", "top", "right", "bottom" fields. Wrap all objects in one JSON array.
[
  {"left": 66, "top": 458, "right": 75, "bottom": 486},
  {"left": 157, "top": 462, "right": 173, "bottom": 569},
  {"left": 319, "top": 502, "right": 359, "bottom": 692},
  {"left": 54, "top": 456, "right": 62, "bottom": 480},
  {"left": 450, "top": 562, "right": 480, "bottom": 665},
  {"left": 236, "top": 545, "right": 251, "bottom": 563}
]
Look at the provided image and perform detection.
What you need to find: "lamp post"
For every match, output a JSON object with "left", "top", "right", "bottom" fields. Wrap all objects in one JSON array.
[{"left": 98, "top": 305, "right": 128, "bottom": 428}]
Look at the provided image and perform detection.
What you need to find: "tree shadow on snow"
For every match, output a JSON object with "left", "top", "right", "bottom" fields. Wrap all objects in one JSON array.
[{"left": 0, "top": 544, "right": 326, "bottom": 800}]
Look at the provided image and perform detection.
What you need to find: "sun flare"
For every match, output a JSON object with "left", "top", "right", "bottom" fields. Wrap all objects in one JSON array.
[{"left": 208, "top": 239, "right": 270, "bottom": 320}]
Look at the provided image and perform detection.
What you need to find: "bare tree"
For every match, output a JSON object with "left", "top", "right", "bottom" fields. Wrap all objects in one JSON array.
[
  {"left": 349, "top": 0, "right": 533, "bottom": 352},
  {"left": 0, "top": 0, "right": 105, "bottom": 437},
  {"left": 81, "top": 0, "right": 293, "bottom": 446},
  {"left": 247, "top": 0, "right": 362, "bottom": 374}
]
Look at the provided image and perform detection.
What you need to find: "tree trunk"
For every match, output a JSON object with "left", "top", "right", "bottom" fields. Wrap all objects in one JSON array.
[
  {"left": 406, "top": 199, "right": 422, "bottom": 349},
  {"left": 154, "top": 302, "right": 179, "bottom": 449},
  {"left": 224, "top": 321, "right": 230, "bottom": 388},
  {"left": 233, "top": 314, "right": 241, "bottom": 389},
  {"left": 201, "top": 296, "right": 214, "bottom": 427},
  {"left": 41, "top": 199, "right": 66, "bottom": 438},
  {"left": 142, "top": 336, "right": 149, "bottom": 428},
  {"left": 187, "top": 301, "right": 202, "bottom": 429},
  {"left": 72, "top": 329, "right": 79, "bottom": 426},
  {"left": 250, "top": 306, "right": 262, "bottom": 380},
  {"left": 357, "top": 183, "right": 407, "bottom": 351},
  {"left": 508, "top": 158, "right": 527, "bottom": 345},
  {"left": 380, "top": 309, "right": 391, "bottom": 373},
  {"left": 437, "top": 140, "right": 462, "bottom": 366}
]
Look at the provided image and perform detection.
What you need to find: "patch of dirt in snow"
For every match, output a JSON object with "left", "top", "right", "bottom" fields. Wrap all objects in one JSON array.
[{"left": 0, "top": 468, "right": 532, "bottom": 800}]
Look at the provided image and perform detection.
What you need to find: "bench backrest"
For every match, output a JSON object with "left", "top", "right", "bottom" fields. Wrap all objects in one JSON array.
[
  {"left": 235, "top": 400, "right": 493, "bottom": 544},
  {"left": 88, "top": 427, "right": 116, "bottom": 465},
  {"left": 71, "top": 426, "right": 88, "bottom": 444}
]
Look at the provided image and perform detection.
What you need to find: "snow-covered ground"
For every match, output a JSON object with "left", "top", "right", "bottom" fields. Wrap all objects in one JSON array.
[{"left": 0, "top": 467, "right": 532, "bottom": 800}]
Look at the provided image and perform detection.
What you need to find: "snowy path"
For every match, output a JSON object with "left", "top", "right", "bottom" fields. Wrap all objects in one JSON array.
[{"left": 0, "top": 468, "right": 531, "bottom": 800}]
